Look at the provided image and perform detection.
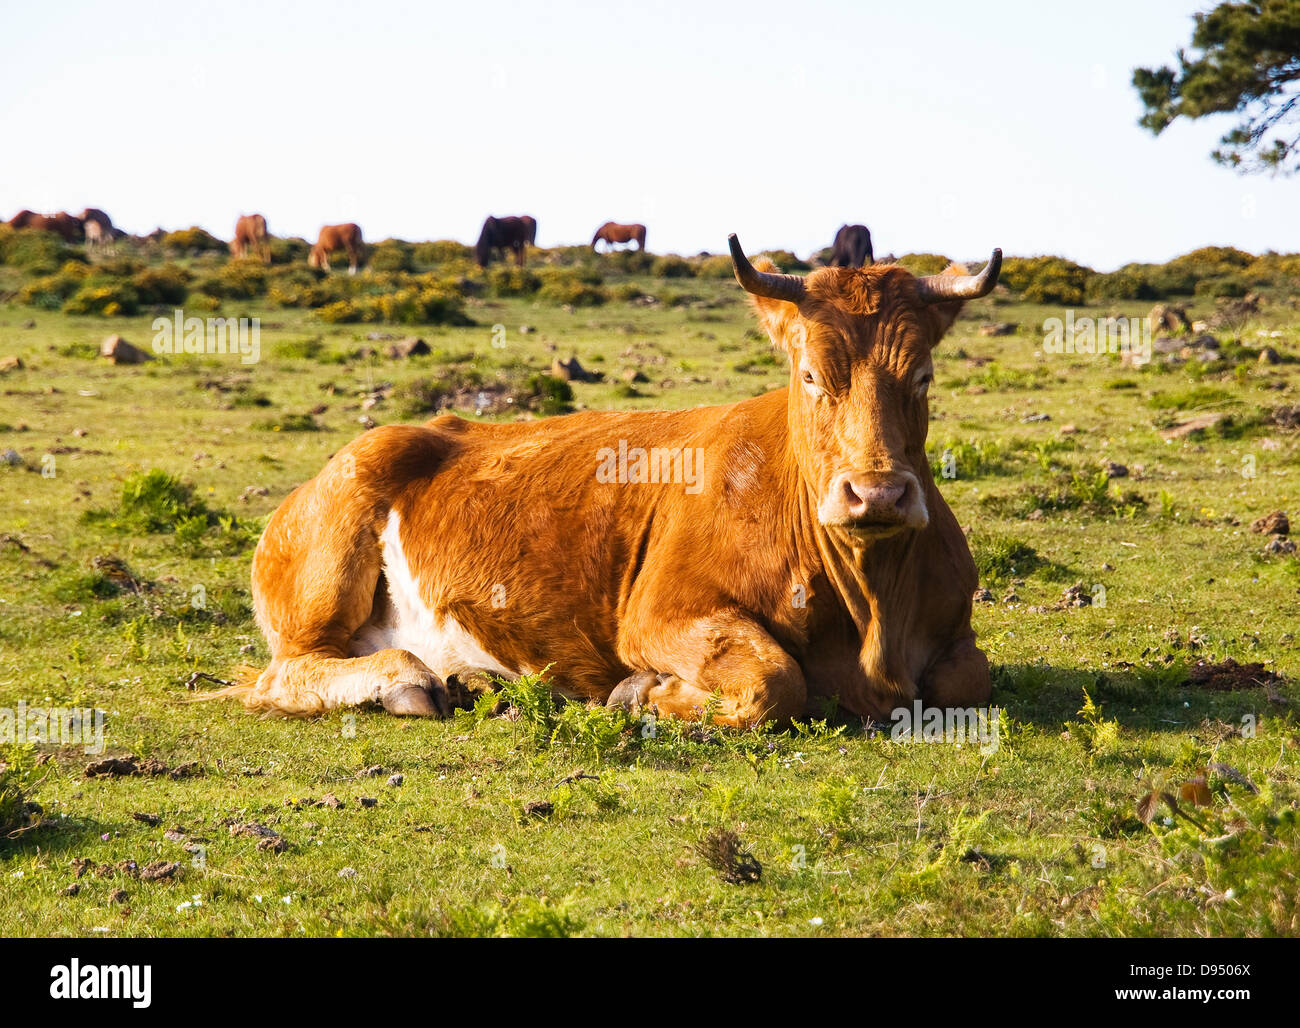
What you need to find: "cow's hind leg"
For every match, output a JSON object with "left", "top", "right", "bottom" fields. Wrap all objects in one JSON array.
[
  {"left": 205, "top": 448, "right": 450, "bottom": 717},
  {"left": 609, "top": 614, "right": 806, "bottom": 728}
]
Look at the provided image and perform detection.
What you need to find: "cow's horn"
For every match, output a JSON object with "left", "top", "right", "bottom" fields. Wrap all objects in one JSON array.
[
  {"left": 914, "top": 249, "right": 1002, "bottom": 303},
  {"left": 729, "top": 234, "right": 806, "bottom": 303}
]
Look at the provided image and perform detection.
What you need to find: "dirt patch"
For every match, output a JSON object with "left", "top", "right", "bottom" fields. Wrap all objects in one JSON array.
[
  {"left": 1250, "top": 511, "right": 1289, "bottom": 535},
  {"left": 84, "top": 755, "right": 201, "bottom": 779},
  {"left": 228, "top": 822, "right": 279, "bottom": 838},
  {"left": 140, "top": 860, "right": 180, "bottom": 882},
  {"left": 69, "top": 857, "right": 177, "bottom": 882},
  {"left": 1270, "top": 405, "right": 1300, "bottom": 432},
  {"left": 1159, "top": 413, "right": 1224, "bottom": 441},
  {"left": 1184, "top": 659, "right": 1282, "bottom": 692}
]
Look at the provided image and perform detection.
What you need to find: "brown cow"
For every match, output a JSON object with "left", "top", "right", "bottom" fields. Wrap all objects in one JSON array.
[
  {"left": 232, "top": 214, "right": 270, "bottom": 262},
  {"left": 592, "top": 221, "right": 647, "bottom": 252},
  {"left": 309, "top": 223, "right": 363, "bottom": 274},
  {"left": 205, "top": 234, "right": 1001, "bottom": 727},
  {"left": 8, "top": 210, "right": 84, "bottom": 243}
]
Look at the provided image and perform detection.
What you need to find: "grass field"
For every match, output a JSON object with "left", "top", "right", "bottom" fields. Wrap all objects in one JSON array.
[{"left": 1, "top": 248, "right": 1298, "bottom": 937}]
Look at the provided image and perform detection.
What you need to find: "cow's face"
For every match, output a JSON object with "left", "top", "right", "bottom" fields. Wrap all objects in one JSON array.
[{"left": 731, "top": 237, "right": 1000, "bottom": 542}]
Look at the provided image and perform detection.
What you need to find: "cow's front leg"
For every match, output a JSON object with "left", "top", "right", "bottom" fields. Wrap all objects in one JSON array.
[
  {"left": 918, "top": 634, "right": 991, "bottom": 709},
  {"left": 610, "top": 614, "right": 806, "bottom": 727}
]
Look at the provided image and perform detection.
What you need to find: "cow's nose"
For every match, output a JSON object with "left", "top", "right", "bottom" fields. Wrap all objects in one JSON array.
[
  {"left": 825, "top": 472, "right": 927, "bottom": 531},
  {"left": 842, "top": 476, "right": 908, "bottom": 519}
]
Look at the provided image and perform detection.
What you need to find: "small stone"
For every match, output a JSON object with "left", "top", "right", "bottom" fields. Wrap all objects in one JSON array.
[
  {"left": 1265, "top": 535, "right": 1296, "bottom": 556},
  {"left": 387, "top": 774, "right": 404, "bottom": 787}
]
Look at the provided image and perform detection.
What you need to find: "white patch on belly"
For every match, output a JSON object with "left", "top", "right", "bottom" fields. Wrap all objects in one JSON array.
[{"left": 348, "top": 510, "right": 514, "bottom": 680}]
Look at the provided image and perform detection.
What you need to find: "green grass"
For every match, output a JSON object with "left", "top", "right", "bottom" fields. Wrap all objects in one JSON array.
[{"left": 1, "top": 257, "right": 1298, "bottom": 937}]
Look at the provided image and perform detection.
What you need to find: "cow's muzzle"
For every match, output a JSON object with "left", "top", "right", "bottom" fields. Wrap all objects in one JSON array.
[{"left": 820, "top": 470, "right": 928, "bottom": 537}]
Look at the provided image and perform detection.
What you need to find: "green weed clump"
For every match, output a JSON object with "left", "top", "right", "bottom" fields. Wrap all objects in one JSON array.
[{"left": 0, "top": 746, "right": 40, "bottom": 838}]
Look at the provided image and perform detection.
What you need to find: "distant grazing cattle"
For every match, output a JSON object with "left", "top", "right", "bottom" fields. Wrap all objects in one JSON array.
[
  {"left": 204, "top": 233, "right": 1003, "bottom": 727},
  {"left": 232, "top": 214, "right": 270, "bottom": 262},
  {"left": 309, "top": 223, "right": 364, "bottom": 274},
  {"left": 592, "top": 222, "right": 647, "bottom": 252},
  {"left": 475, "top": 215, "right": 536, "bottom": 268},
  {"left": 81, "top": 208, "right": 115, "bottom": 249},
  {"left": 830, "top": 224, "right": 873, "bottom": 267},
  {"left": 8, "top": 210, "right": 84, "bottom": 243}
]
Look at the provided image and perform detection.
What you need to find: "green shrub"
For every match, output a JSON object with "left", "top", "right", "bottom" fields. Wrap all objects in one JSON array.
[
  {"left": 413, "top": 240, "right": 474, "bottom": 266},
  {"left": 82, "top": 469, "right": 211, "bottom": 534},
  {"left": 131, "top": 265, "right": 191, "bottom": 305},
  {"left": 999, "top": 256, "right": 1092, "bottom": 305},
  {"left": 1087, "top": 266, "right": 1158, "bottom": 301},
  {"left": 538, "top": 267, "right": 608, "bottom": 307},
  {"left": 760, "top": 249, "right": 810, "bottom": 272},
  {"left": 1, "top": 228, "right": 78, "bottom": 274},
  {"left": 16, "top": 268, "right": 87, "bottom": 309},
  {"left": 254, "top": 413, "right": 322, "bottom": 432},
  {"left": 604, "top": 249, "right": 656, "bottom": 275},
  {"left": 969, "top": 532, "right": 1043, "bottom": 582},
  {"left": 897, "top": 253, "right": 951, "bottom": 275},
  {"left": 161, "top": 226, "right": 226, "bottom": 254},
  {"left": 527, "top": 374, "right": 574, "bottom": 416},
  {"left": 1193, "top": 276, "right": 1249, "bottom": 298},
  {"left": 63, "top": 281, "right": 140, "bottom": 316},
  {"left": 651, "top": 256, "right": 694, "bottom": 278},
  {"left": 612, "top": 281, "right": 646, "bottom": 302},
  {"left": 369, "top": 240, "right": 415, "bottom": 273},
  {"left": 372, "top": 285, "right": 470, "bottom": 325},
  {"left": 1165, "top": 246, "right": 1254, "bottom": 278},
  {"left": 197, "top": 258, "right": 267, "bottom": 300},
  {"left": 0, "top": 745, "right": 40, "bottom": 837},
  {"left": 692, "top": 255, "right": 735, "bottom": 279},
  {"left": 486, "top": 265, "right": 541, "bottom": 297},
  {"left": 268, "top": 236, "right": 311, "bottom": 265},
  {"left": 313, "top": 299, "right": 361, "bottom": 323}
]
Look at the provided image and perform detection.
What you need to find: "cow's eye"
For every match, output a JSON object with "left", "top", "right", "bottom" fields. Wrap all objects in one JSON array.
[
  {"left": 916, "top": 372, "right": 933, "bottom": 395},
  {"left": 800, "top": 368, "right": 823, "bottom": 398}
]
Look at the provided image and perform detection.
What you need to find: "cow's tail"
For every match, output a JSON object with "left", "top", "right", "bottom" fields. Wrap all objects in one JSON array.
[{"left": 187, "top": 664, "right": 263, "bottom": 708}]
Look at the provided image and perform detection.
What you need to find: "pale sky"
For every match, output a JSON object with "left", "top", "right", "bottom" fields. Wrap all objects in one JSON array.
[{"left": 2, "top": 0, "right": 1295, "bottom": 270}]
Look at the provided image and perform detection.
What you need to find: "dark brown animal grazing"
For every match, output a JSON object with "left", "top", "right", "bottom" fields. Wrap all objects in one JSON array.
[
  {"left": 830, "top": 224, "right": 874, "bottom": 267},
  {"left": 309, "top": 223, "right": 364, "bottom": 274},
  {"left": 205, "top": 232, "right": 1002, "bottom": 729},
  {"left": 592, "top": 222, "right": 646, "bottom": 252},
  {"left": 232, "top": 214, "right": 270, "bottom": 262},
  {"left": 475, "top": 215, "right": 536, "bottom": 267},
  {"left": 8, "top": 210, "right": 84, "bottom": 243}
]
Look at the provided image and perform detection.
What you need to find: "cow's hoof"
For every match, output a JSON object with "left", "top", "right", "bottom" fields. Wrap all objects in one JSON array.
[
  {"left": 383, "top": 675, "right": 449, "bottom": 717},
  {"left": 607, "top": 670, "right": 661, "bottom": 711}
]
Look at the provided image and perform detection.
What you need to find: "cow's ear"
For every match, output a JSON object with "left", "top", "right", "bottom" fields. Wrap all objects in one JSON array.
[
  {"left": 925, "top": 299, "right": 965, "bottom": 340},
  {"left": 922, "top": 262, "right": 974, "bottom": 340},
  {"left": 745, "top": 258, "right": 801, "bottom": 351}
]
